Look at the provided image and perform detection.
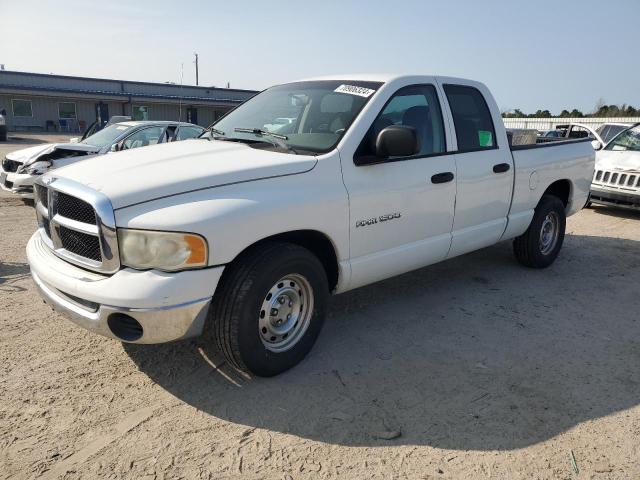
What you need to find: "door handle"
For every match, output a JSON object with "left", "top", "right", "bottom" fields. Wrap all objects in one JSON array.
[
  {"left": 431, "top": 172, "right": 454, "bottom": 184},
  {"left": 493, "top": 163, "right": 511, "bottom": 173}
]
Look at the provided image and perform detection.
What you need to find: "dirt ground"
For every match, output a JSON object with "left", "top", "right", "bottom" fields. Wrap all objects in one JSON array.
[{"left": 1, "top": 134, "right": 639, "bottom": 480}]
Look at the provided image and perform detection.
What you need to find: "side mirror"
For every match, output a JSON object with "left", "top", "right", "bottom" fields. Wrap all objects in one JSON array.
[
  {"left": 375, "top": 125, "right": 419, "bottom": 158},
  {"left": 591, "top": 140, "right": 603, "bottom": 151},
  {"left": 110, "top": 143, "right": 119, "bottom": 152}
]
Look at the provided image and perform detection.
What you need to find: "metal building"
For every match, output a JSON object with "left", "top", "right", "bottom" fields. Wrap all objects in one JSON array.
[{"left": 0, "top": 70, "right": 257, "bottom": 132}]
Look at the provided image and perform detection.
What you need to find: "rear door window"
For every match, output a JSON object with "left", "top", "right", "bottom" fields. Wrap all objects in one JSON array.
[{"left": 443, "top": 84, "right": 496, "bottom": 151}]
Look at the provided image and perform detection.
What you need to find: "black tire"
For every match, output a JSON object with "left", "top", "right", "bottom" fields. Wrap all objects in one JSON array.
[
  {"left": 513, "top": 194, "right": 566, "bottom": 268},
  {"left": 584, "top": 193, "right": 593, "bottom": 209},
  {"left": 206, "top": 242, "right": 329, "bottom": 377}
]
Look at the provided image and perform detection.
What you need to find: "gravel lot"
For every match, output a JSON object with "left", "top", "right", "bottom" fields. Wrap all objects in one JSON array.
[{"left": 1, "top": 135, "right": 639, "bottom": 479}]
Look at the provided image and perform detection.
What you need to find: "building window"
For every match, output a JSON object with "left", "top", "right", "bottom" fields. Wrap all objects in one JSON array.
[
  {"left": 58, "top": 102, "right": 77, "bottom": 119},
  {"left": 132, "top": 105, "right": 149, "bottom": 121},
  {"left": 12, "top": 99, "right": 33, "bottom": 117}
]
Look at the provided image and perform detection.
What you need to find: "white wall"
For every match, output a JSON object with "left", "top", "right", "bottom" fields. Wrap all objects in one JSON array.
[{"left": 502, "top": 117, "right": 640, "bottom": 131}]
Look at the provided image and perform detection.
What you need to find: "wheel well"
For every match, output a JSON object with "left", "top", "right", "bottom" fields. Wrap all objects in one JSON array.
[
  {"left": 543, "top": 179, "right": 571, "bottom": 208},
  {"left": 229, "top": 230, "right": 340, "bottom": 292}
]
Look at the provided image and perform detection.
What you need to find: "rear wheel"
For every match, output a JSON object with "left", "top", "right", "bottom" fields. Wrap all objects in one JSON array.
[
  {"left": 513, "top": 194, "right": 566, "bottom": 268},
  {"left": 206, "top": 242, "right": 328, "bottom": 377}
]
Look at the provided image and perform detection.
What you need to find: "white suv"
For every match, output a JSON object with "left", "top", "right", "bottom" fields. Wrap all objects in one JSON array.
[{"left": 590, "top": 124, "right": 640, "bottom": 210}]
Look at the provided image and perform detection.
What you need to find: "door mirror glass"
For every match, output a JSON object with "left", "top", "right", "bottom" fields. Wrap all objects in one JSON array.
[{"left": 376, "top": 125, "right": 420, "bottom": 158}]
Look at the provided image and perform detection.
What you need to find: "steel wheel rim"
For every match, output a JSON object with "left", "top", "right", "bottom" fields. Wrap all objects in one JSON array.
[
  {"left": 258, "top": 273, "right": 314, "bottom": 353},
  {"left": 539, "top": 211, "right": 559, "bottom": 255}
]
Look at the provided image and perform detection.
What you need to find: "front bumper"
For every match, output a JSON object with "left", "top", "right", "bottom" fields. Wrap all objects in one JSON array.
[
  {"left": 590, "top": 186, "right": 640, "bottom": 210},
  {"left": 27, "top": 232, "right": 225, "bottom": 343},
  {"left": 0, "top": 170, "right": 35, "bottom": 198}
]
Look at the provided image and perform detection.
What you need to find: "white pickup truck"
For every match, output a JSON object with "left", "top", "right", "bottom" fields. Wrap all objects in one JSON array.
[{"left": 27, "top": 75, "right": 594, "bottom": 376}]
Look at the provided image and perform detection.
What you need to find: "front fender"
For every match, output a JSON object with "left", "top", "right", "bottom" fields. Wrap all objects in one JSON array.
[{"left": 114, "top": 159, "right": 349, "bottom": 269}]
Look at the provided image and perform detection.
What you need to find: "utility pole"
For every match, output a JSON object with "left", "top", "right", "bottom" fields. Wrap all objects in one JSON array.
[{"left": 194, "top": 53, "right": 199, "bottom": 86}]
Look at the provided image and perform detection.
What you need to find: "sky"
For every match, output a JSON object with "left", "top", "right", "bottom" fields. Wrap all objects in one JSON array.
[{"left": 1, "top": 0, "right": 639, "bottom": 114}]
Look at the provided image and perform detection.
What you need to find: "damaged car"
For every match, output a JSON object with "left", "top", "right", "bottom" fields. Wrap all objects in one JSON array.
[
  {"left": 590, "top": 123, "right": 640, "bottom": 210},
  {"left": 0, "top": 120, "right": 203, "bottom": 200}
]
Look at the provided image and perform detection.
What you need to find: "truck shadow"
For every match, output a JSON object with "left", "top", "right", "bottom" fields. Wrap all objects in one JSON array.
[
  {"left": 124, "top": 234, "right": 640, "bottom": 450},
  {"left": 0, "top": 261, "right": 31, "bottom": 293}
]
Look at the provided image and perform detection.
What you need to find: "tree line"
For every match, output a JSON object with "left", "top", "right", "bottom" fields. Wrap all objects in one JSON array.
[{"left": 502, "top": 103, "right": 640, "bottom": 118}]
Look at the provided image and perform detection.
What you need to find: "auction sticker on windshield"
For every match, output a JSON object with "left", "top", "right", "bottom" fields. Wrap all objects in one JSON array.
[{"left": 334, "top": 84, "right": 376, "bottom": 98}]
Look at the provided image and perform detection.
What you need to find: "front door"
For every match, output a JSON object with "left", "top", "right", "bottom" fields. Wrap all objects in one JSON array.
[
  {"left": 440, "top": 83, "right": 514, "bottom": 258},
  {"left": 96, "top": 103, "right": 109, "bottom": 128},
  {"left": 187, "top": 107, "right": 198, "bottom": 125},
  {"left": 341, "top": 83, "right": 457, "bottom": 289}
]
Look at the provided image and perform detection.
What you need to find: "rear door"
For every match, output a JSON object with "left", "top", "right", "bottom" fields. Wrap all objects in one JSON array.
[
  {"left": 439, "top": 82, "right": 514, "bottom": 257},
  {"left": 340, "top": 81, "right": 457, "bottom": 288}
]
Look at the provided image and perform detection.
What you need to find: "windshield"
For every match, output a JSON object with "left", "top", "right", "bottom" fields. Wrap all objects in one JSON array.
[
  {"left": 81, "top": 124, "right": 133, "bottom": 148},
  {"left": 205, "top": 80, "right": 383, "bottom": 153},
  {"left": 605, "top": 125, "right": 640, "bottom": 152},
  {"left": 601, "top": 124, "right": 630, "bottom": 143}
]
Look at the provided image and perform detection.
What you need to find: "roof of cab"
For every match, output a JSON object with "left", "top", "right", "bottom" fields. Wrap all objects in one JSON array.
[{"left": 293, "top": 73, "right": 477, "bottom": 84}]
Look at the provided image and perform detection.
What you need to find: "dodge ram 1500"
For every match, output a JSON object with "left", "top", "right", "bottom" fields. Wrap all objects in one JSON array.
[{"left": 27, "top": 75, "right": 595, "bottom": 376}]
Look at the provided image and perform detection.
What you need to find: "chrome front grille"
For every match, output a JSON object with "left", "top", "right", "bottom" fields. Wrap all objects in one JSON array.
[
  {"left": 57, "top": 192, "right": 97, "bottom": 225},
  {"left": 34, "top": 177, "right": 120, "bottom": 273},
  {"left": 35, "top": 183, "right": 49, "bottom": 208},
  {"left": 58, "top": 226, "right": 103, "bottom": 262},
  {"left": 593, "top": 169, "right": 640, "bottom": 190}
]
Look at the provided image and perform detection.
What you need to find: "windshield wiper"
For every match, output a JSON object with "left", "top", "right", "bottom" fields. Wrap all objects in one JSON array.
[
  {"left": 234, "top": 127, "right": 297, "bottom": 153},
  {"left": 200, "top": 125, "right": 226, "bottom": 140},
  {"left": 234, "top": 127, "right": 287, "bottom": 140}
]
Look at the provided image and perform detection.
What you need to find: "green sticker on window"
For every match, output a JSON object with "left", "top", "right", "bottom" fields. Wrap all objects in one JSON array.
[{"left": 478, "top": 130, "right": 493, "bottom": 147}]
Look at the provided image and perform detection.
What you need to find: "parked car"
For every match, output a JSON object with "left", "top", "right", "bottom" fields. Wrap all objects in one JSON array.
[
  {"left": 590, "top": 123, "right": 640, "bottom": 210},
  {"left": 595, "top": 122, "right": 634, "bottom": 144},
  {"left": 27, "top": 74, "right": 594, "bottom": 376},
  {"left": 539, "top": 123, "right": 605, "bottom": 150},
  {"left": 539, "top": 129, "right": 565, "bottom": 138},
  {"left": 1, "top": 121, "right": 204, "bottom": 199}
]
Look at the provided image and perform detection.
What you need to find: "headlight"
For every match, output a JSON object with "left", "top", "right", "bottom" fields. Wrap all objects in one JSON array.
[
  {"left": 22, "top": 161, "right": 51, "bottom": 175},
  {"left": 118, "top": 229, "right": 208, "bottom": 271}
]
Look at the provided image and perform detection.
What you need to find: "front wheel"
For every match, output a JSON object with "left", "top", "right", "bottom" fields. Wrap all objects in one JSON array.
[
  {"left": 206, "top": 242, "right": 328, "bottom": 377},
  {"left": 513, "top": 194, "right": 566, "bottom": 268}
]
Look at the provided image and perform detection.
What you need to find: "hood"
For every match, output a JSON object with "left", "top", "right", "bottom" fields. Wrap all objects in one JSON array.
[
  {"left": 7, "top": 142, "right": 101, "bottom": 167},
  {"left": 46, "top": 139, "right": 317, "bottom": 209},
  {"left": 6, "top": 143, "right": 56, "bottom": 164},
  {"left": 596, "top": 149, "right": 640, "bottom": 173}
]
